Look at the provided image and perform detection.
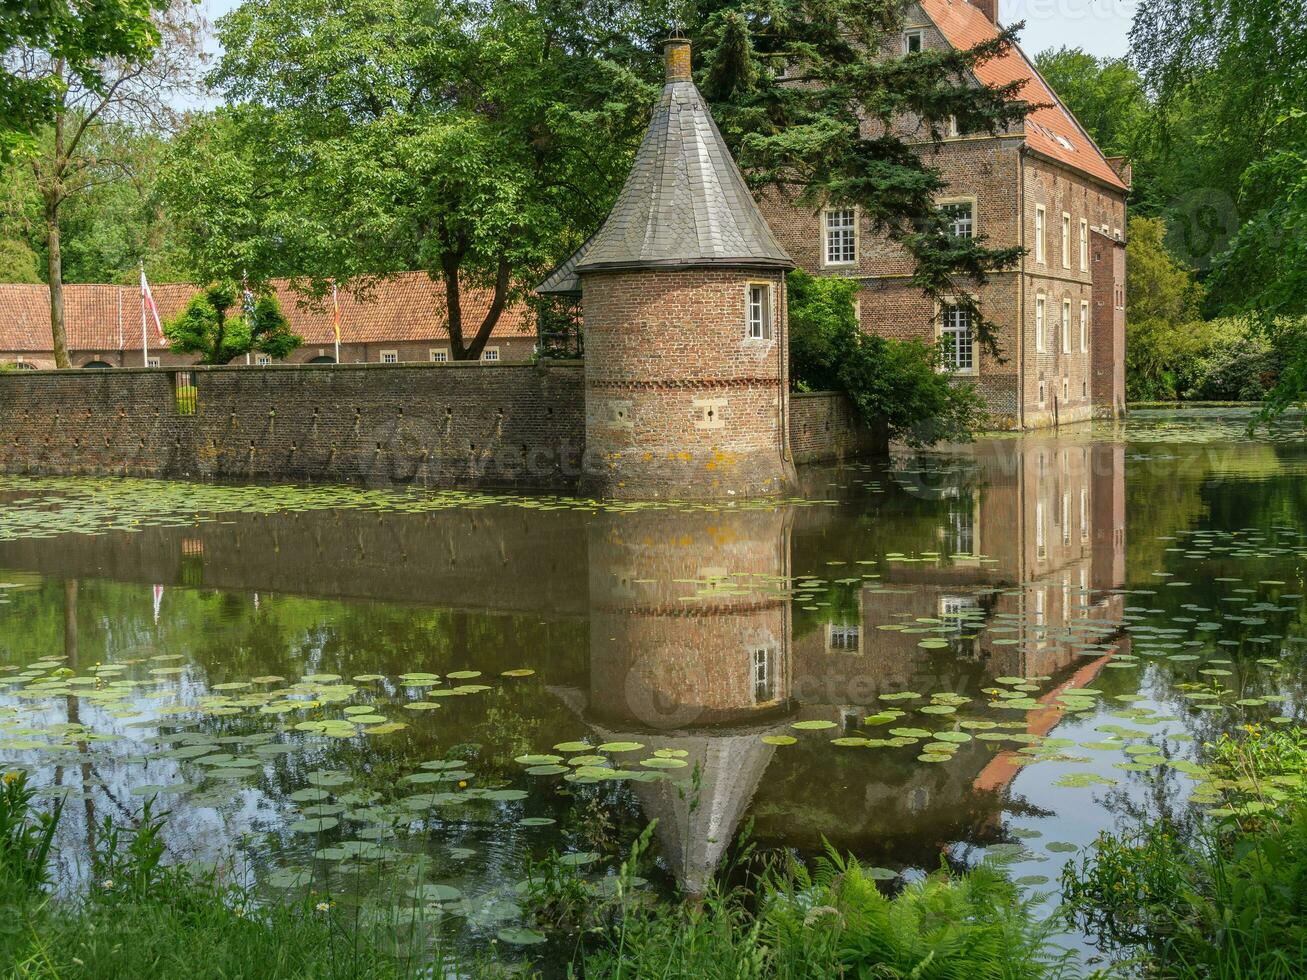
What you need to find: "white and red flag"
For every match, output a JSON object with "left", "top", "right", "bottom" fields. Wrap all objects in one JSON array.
[{"left": 140, "top": 266, "right": 165, "bottom": 342}]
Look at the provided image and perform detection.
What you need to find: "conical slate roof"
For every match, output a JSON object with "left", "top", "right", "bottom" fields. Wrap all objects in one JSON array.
[{"left": 538, "top": 40, "right": 792, "bottom": 294}]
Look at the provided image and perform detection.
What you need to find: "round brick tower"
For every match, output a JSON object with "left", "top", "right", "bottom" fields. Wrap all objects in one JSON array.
[{"left": 538, "top": 39, "right": 798, "bottom": 499}]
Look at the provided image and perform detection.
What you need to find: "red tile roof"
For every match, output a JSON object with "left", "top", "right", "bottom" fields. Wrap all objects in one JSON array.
[
  {"left": 919, "top": 0, "right": 1129, "bottom": 192},
  {"left": 0, "top": 271, "right": 534, "bottom": 353}
]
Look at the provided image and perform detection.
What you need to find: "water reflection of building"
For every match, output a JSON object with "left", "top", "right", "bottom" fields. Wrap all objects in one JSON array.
[
  {"left": 1, "top": 433, "right": 1131, "bottom": 888},
  {"left": 554, "top": 508, "right": 796, "bottom": 893}
]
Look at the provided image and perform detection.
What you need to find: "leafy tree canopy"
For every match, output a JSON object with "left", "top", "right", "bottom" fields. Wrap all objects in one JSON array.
[
  {"left": 164, "top": 0, "right": 659, "bottom": 359},
  {"left": 0, "top": 0, "right": 172, "bottom": 156},
  {"left": 165, "top": 281, "right": 301, "bottom": 365}
]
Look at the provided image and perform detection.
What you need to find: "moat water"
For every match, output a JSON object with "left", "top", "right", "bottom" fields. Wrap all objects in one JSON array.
[{"left": 1, "top": 408, "right": 1305, "bottom": 969}]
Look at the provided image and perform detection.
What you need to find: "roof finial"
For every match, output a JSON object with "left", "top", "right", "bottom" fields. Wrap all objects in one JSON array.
[{"left": 664, "top": 36, "right": 691, "bottom": 83}]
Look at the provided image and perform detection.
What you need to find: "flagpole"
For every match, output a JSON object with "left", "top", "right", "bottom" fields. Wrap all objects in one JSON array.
[
  {"left": 333, "top": 282, "right": 341, "bottom": 364},
  {"left": 140, "top": 261, "right": 149, "bottom": 367}
]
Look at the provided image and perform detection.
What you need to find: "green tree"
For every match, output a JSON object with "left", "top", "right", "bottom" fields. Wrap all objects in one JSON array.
[
  {"left": 788, "top": 269, "right": 984, "bottom": 445},
  {"left": 1124, "top": 215, "right": 1206, "bottom": 399},
  {"left": 167, "top": 0, "right": 656, "bottom": 360},
  {"left": 0, "top": 0, "right": 173, "bottom": 156},
  {"left": 694, "top": 1, "right": 1031, "bottom": 354},
  {"left": 1132, "top": 0, "right": 1307, "bottom": 413},
  {"left": 12, "top": 5, "right": 199, "bottom": 366},
  {"left": 0, "top": 238, "right": 39, "bottom": 281},
  {"left": 165, "top": 282, "right": 301, "bottom": 365}
]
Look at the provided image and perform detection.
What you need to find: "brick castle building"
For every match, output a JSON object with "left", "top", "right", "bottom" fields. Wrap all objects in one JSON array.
[
  {"left": 541, "top": 37, "right": 799, "bottom": 498},
  {"left": 760, "top": 0, "right": 1130, "bottom": 428},
  {"left": 0, "top": 271, "right": 536, "bottom": 370}
]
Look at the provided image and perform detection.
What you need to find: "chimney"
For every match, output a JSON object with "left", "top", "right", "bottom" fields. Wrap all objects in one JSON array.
[
  {"left": 972, "top": 0, "right": 998, "bottom": 24},
  {"left": 664, "top": 36, "right": 692, "bottom": 83}
]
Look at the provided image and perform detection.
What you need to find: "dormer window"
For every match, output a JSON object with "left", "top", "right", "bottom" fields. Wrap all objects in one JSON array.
[{"left": 904, "top": 30, "right": 924, "bottom": 54}]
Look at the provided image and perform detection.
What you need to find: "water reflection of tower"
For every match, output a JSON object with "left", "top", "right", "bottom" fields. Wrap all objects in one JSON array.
[{"left": 554, "top": 507, "right": 795, "bottom": 893}]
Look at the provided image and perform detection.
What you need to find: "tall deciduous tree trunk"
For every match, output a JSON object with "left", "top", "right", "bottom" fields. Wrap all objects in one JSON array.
[
  {"left": 441, "top": 252, "right": 511, "bottom": 361},
  {"left": 46, "top": 197, "right": 70, "bottom": 369}
]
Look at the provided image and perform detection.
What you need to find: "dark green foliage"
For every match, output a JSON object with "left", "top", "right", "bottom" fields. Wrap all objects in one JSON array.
[
  {"left": 0, "top": 0, "right": 170, "bottom": 157},
  {"left": 0, "top": 770, "right": 62, "bottom": 895},
  {"left": 1063, "top": 726, "right": 1307, "bottom": 978},
  {"left": 788, "top": 270, "right": 985, "bottom": 445},
  {"left": 589, "top": 845, "right": 1071, "bottom": 977},
  {"left": 695, "top": 0, "right": 1031, "bottom": 357},
  {"left": 166, "top": 281, "right": 301, "bottom": 365}
]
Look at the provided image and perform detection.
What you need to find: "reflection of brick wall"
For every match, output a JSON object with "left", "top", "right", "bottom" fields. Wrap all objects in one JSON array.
[
  {"left": 587, "top": 509, "right": 792, "bottom": 728},
  {"left": 580, "top": 267, "right": 795, "bottom": 498},
  {"left": 0, "top": 506, "right": 591, "bottom": 615}
]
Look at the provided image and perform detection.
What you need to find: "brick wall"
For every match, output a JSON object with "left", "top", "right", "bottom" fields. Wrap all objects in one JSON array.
[
  {"left": 0, "top": 362, "right": 587, "bottom": 491},
  {"left": 580, "top": 267, "right": 797, "bottom": 498},
  {"left": 0, "top": 362, "right": 876, "bottom": 491},
  {"left": 789, "top": 391, "right": 886, "bottom": 462}
]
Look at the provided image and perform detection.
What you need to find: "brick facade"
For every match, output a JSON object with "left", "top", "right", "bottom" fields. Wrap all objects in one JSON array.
[
  {"left": 759, "top": 1, "right": 1130, "bottom": 430},
  {"left": 580, "top": 267, "right": 798, "bottom": 498},
  {"left": 0, "top": 363, "right": 865, "bottom": 490}
]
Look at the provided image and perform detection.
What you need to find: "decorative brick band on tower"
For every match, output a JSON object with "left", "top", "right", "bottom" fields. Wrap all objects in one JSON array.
[{"left": 538, "top": 38, "right": 798, "bottom": 499}]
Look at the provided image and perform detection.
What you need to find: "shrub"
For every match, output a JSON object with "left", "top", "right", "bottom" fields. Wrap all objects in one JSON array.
[
  {"left": 1062, "top": 726, "right": 1307, "bottom": 977},
  {"left": 0, "top": 770, "right": 62, "bottom": 896},
  {"left": 788, "top": 270, "right": 986, "bottom": 445},
  {"left": 589, "top": 845, "right": 1072, "bottom": 977}
]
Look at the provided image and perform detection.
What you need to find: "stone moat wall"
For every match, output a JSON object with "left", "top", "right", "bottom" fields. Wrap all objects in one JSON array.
[{"left": 0, "top": 363, "right": 878, "bottom": 491}]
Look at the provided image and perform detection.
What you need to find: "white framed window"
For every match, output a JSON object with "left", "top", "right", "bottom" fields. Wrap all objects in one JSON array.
[
  {"left": 1062, "top": 491, "right": 1071, "bottom": 544},
  {"left": 746, "top": 282, "right": 773, "bottom": 339},
  {"left": 1036, "top": 500, "right": 1047, "bottom": 561},
  {"left": 1062, "top": 212, "right": 1072, "bottom": 268},
  {"left": 823, "top": 207, "right": 857, "bottom": 266},
  {"left": 429, "top": 348, "right": 449, "bottom": 363},
  {"left": 946, "top": 115, "right": 960, "bottom": 137},
  {"left": 947, "top": 500, "right": 975, "bottom": 555},
  {"left": 1035, "top": 206, "right": 1046, "bottom": 264},
  {"left": 940, "top": 595, "right": 979, "bottom": 626},
  {"left": 481, "top": 347, "right": 500, "bottom": 362},
  {"left": 904, "top": 29, "right": 924, "bottom": 54},
  {"left": 940, "top": 304, "right": 975, "bottom": 373},
  {"left": 751, "top": 647, "right": 776, "bottom": 703},
  {"left": 380, "top": 350, "right": 398, "bottom": 363},
  {"left": 1080, "top": 487, "right": 1089, "bottom": 542},
  {"left": 1113, "top": 227, "right": 1122, "bottom": 241},
  {"left": 826, "top": 624, "right": 861, "bottom": 654},
  {"left": 146, "top": 357, "right": 160, "bottom": 368},
  {"left": 1035, "top": 295, "right": 1046, "bottom": 352},
  {"left": 1080, "top": 300, "right": 1089, "bottom": 353},
  {"left": 941, "top": 199, "right": 974, "bottom": 239},
  {"left": 1079, "top": 218, "right": 1089, "bottom": 271},
  {"left": 1062, "top": 299, "right": 1072, "bottom": 353},
  {"left": 255, "top": 353, "right": 272, "bottom": 366}
]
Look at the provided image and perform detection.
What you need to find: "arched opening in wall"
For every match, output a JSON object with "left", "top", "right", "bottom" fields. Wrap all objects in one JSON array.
[
  {"left": 307, "top": 356, "right": 336, "bottom": 364},
  {"left": 82, "top": 361, "right": 113, "bottom": 369}
]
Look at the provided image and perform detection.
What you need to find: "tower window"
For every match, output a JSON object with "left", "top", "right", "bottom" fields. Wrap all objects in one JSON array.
[
  {"left": 1062, "top": 299, "right": 1072, "bottom": 353},
  {"left": 1080, "top": 300, "right": 1089, "bottom": 353},
  {"left": 1035, "top": 295, "right": 1046, "bottom": 352},
  {"left": 1062, "top": 212, "right": 1072, "bottom": 268},
  {"left": 1035, "top": 206, "right": 1046, "bottom": 263},
  {"left": 823, "top": 208, "right": 857, "bottom": 265},
  {"left": 747, "top": 283, "right": 772, "bottom": 339},
  {"left": 941, "top": 304, "right": 974, "bottom": 373},
  {"left": 752, "top": 647, "right": 776, "bottom": 703}
]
